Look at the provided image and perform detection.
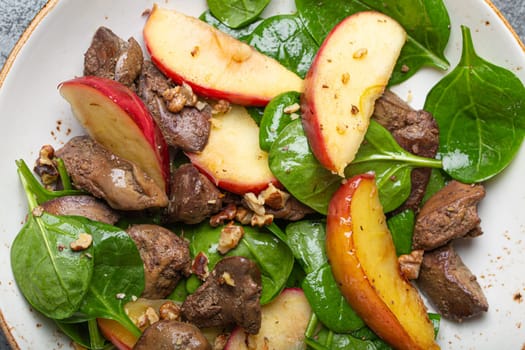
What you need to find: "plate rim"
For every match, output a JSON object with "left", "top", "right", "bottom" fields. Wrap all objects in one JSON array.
[{"left": 0, "top": 0, "right": 523, "bottom": 349}]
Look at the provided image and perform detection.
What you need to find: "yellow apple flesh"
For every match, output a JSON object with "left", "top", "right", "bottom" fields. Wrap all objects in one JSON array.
[
  {"left": 144, "top": 5, "right": 304, "bottom": 106},
  {"left": 301, "top": 12, "right": 406, "bottom": 176},
  {"left": 186, "top": 105, "right": 278, "bottom": 195},
  {"left": 326, "top": 173, "right": 439, "bottom": 350}
]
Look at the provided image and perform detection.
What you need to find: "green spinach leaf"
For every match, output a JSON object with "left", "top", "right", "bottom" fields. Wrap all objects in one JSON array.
[
  {"left": 268, "top": 119, "right": 342, "bottom": 215},
  {"left": 74, "top": 220, "right": 144, "bottom": 337},
  {"left": 246, "top": 14, "right": 318, "bottom": 78},
  {"left": 11, "top": 161, "right": 94, "bottom": 319},
  {"left": 285, "top": 220, "right": 326, "bottom": 273},
  {"left": 386, "top": 209, "right": 415, "bottom": 256},
  {"left": 207, "top": 0, "right": 270, "bottom": 28},
  {"left": 424, "top": 26, "right": 525, "bottom": 183},
  {"left": 260, "top": 91, "right": 301, "bottom": 151},
  {"left": 345, "top": 120, "right": 442, "bottom": 212},
  {"left": 294, "top": 0, "right": 450, "bottom": 84},
  {"left": 184, "top": 223, "right": 294, "bottom": 304},
  {"left": 303, "top": 264, "right": 365, "bottom": 332},
  {"left": 200, "top": 10, "right": 263, "bottom": 40},
  {"left": 11, "top": 213, "right": 94, "bottom": 320}
]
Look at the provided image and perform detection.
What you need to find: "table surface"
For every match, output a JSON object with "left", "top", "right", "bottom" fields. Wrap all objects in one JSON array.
[{"left": 0, "top": 0, "right": 524, "bottom": 349}]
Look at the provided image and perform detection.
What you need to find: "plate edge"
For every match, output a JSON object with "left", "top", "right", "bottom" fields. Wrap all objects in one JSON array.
[{"left": 0, "top": 0, "right": 60, "bottom": 89}]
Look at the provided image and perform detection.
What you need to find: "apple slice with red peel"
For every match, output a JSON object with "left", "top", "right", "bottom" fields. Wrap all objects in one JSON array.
[
  {"left": 98, "top": 318, "right": 137, "bottom": 350},
  {"left": 143, "top": 5, "right": 304, "bottom": 106},
  {"left": 59, "top": 76, "right": 169, "bottom": 192},
  {"left": 326, "top": 173, "right": 439, "bottom": 350},
  {"left": 301, "top": 11, "right": 406, "bottom": 176},
  {"left": 225, "top": 288, "right": 311, "bottom": 349},
  {"left": 186, "top": 105, "right": 278, "bottom": 195}
]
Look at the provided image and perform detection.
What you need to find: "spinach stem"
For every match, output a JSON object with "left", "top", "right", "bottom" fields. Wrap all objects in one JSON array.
[
  {"left": 56, "top": 158, "right": 73, "bottom": 191},
  {"left": 88, "top": 319, "right": 106, "bottom": 350}
]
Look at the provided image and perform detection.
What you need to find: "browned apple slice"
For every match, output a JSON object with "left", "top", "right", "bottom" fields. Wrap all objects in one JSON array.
[
  {"left": 143, "top": 5, "right": 304, "bottom": 106},
  {"left": 225, "top": 288, "right": 311, "bottom": 349},
  {"left": 186, "top": 105, "right": 278, "bottom": 195},
  {"left": 326, "top": 173, "right": 439, "bottom": 350},
  {"left": 301, "top": 11, "right": 406, "bottom": 176},
  {"left": 59, "top": 76, "right": 169, "bottom": 192}
]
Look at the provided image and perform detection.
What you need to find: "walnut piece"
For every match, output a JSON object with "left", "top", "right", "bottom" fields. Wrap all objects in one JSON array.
[
  {"left": 398, "top": 250, "right": 424, "bottom": 280},
  {"left": 217, "top": 223, "right": 244, "bottom": 254},
  {"left": 70, "top": 233, "right": 93, "bottom": 251}
]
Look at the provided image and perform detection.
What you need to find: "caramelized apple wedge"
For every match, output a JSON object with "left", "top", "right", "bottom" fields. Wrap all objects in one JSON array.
[
  {"left": 143, "top": 5, "right": 304, "bottom": 106},
  {"left": 186, "top": 105, "right": 278, "bottom": 195},
  {"left": 59, "top": 76, "right": 170, "bottom": 192},
  {"left": 301, "top": 12, "right": 406, "bottom": 176},
  {"left": 326, "top": 174, "right": 439, "bottom": 349}
]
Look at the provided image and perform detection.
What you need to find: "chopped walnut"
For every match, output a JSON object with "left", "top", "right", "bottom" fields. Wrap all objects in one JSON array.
[
  {"left": 259, "top": 183, "right": 290, "bottom": 210},
  {"left": 162, "top": 82, "right": 198, "bottom": 113},
  {"left": 235, "top": 206, "right": 253, "bottom": 225},
  {"left": 398, "top": 250, "right": 424, "bottom": 280},
  {"left": 211, "top": 99, "right": 231, "bottom": 115},
  {"left": 213, "top": 333, "right": 230, "bottom": 350},
  {"left": 34, "top": 144, "right": 59, "bottom": 188},
  {"left": 283, "top": 103, "right": 300, "bottom": 114},
  {"left": 192, "top": 252, "right": 209, "bottom": 280},
  {"left": 219, "top": 271, "right": 236, "bottom": 286},
  {"left": 137, "top": 306, "right": 160, "bottom": 328},
  {"left": 243, "top": 192, "right": 265, "bottom": 216},
  {"left": 159, "top": 301, "right": 181, "bottom": 321},
  {"left": 217, "top": 223, "right": 244, "bottom": 254},
  {"left": 251, "top": 213, "right": 273, "bottom": 227},
  {"left": 210, "top": 203, "right": 237, "bottom": 227},
  {"left": 70, "top": 233, "right": 93, "bottom": 251}
]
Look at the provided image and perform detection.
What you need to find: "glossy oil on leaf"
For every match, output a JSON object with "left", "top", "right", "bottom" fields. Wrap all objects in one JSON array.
[
  {"left": 294, "top": 0, "right": 450, "bottom": 84},
  {"left": 259, "top": 91, "right": 301, "bottom": 151},
  {"left": 207, "top": 0, "right": 270, "bottom": 28},
  {"left": 425, "top": 26, "right": 525, "bottom": 183}
]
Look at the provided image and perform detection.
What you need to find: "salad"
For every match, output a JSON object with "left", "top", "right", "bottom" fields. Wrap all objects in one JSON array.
[{"left": 3, "top": 0, "right": 525, "bottom": 349}]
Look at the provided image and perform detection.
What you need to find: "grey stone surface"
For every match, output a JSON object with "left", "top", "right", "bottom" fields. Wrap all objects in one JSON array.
[{"left": 0, "top": 0, "right": 523, "bottom": 349}]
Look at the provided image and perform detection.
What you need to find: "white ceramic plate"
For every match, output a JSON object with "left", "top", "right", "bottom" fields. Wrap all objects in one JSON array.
[{"left": 0, "top": 1, "right": 524, "bottom": 349}]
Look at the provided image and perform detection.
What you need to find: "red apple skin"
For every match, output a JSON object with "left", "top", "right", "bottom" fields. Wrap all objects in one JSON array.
[
  {"left": 143, "top": 5, "right": 304, "bottom": 107},
  {"left": 59, "top": 76, "right": 170, "bottom": 192},
  {"left": 97, "top": 318, "right": 137, "bottom": 350}
]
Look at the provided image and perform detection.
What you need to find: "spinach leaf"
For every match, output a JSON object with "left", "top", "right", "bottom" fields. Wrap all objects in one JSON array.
[
  {"left": 303, "top": 264, "right": 365, "bottom": 332},
  {"left": 421, "top": 168, "right": 448, "bottom": 204},
  {"left": 207, "top": 0, "right": 270, "bottom": 28},
  {"left": 260, "top": 91, "right": 301, "bottom": 151},
  {"left": 294, "top": 0, "right": 450, "bottom": 84},
  {"left": 345, "top": 120, "right": 442, "bottom": 212},
  {"left": 246, "top": 14, "right": 318, "bottom": 78},
  {"left": 184, "top": 223, "right": 294, "bottom": 304},
  {"left": 74, "top": 220, "right": 144, "bottom": 337},
  {"left": 285, "top": 220, "right": 326, "bottom": 273},
  {"left": 199, "top": 10, "right": 263, "bottom": 40},
  {"left": 386, "top": 209, "right": 415, "bottom": 256},
  {"left": 285, "top": 220, "right": 364, "bottom": 333},
  {"left": 268, "top": 119, "right": 342, "bottom": 215},
  {"left": 424, "top": 26, "right": 525, "bottom": 183},
  {"left": 16, "top": 159, "right": 83, "bottom": 204},
  {"left": 11, "top": 161, "right": 93, "bottom": 319},
  {"left": 11, "top": 213, "right": 94, "bottom": 320}
]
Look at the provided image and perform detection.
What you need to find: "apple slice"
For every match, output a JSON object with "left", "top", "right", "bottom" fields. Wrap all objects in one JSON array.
[
  {"left": 301, "top": 11, "right": 406, "bottom": 176},
  {"left": 59, "top": 76, "right": 169, "bottom": 192},
  {"left": 225, "top": 288, "right": 311, "bottom": 349},
  {"left": 326, "top": 173, "right": 439, "bottom": 350},
  {"left": 186, "top": 105, "right": 278, "bottom": 195},
  {"left": 98, "top": 318, "right": 137, "bottom": 350},
  {"left": 143, "top": 5, "right": 304, "bottom": 106}
]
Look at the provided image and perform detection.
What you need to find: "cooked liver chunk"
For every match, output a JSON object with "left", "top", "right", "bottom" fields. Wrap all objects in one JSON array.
[
  {"left": 165, "top": 163, "right": 223, "bottom": 224},
  {"left": 133, "top": 320, "right": 211, "bottom": 350},
  {"left": 84, "top": 26, "right": 143, "bottom": 88},
  {"left": 417, "top": 244, "right": 488, "bottom": 321},
  {"left": 412, "top": 180, "right": 485, "bottom": 250},
  {"left": 56, "top": 136, "right": 168, "bottom": 211},
  {"left": 127, "top": 224, "right": 191, "bottom": 299},
  {"left": 182, "top": 256, "right": 262, "bottom": 334},
  {"left": 373, "top": 90, "right": 439, "bottom": 212},
  {"left": 137, "top": 61, "right": 211, "bottom": 152},
  {"left": 40, "top": 195, "right": 119, "bottom": 224}
]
